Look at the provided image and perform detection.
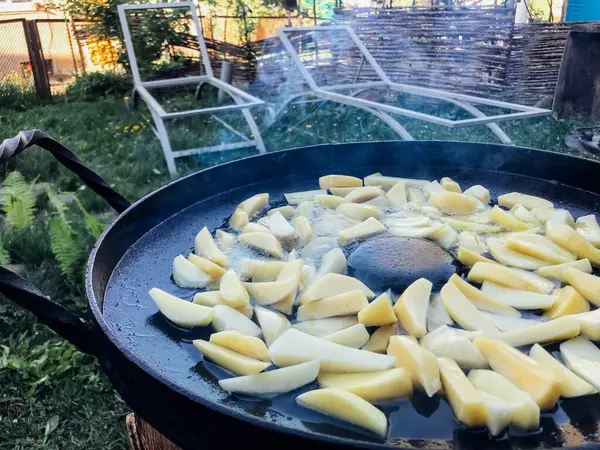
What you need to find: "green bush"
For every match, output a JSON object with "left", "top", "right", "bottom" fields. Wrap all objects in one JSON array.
[
  {"left": 0, "top": 81, "right": 39, "bottom": 111},
  {"left": 66, "top": 71, "right": 132, "bottom": 102}
]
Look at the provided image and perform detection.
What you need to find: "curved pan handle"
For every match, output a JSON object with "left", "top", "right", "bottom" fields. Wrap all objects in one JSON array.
[{"left": 0, "top": 130, "right": 133, "bottom": 356}]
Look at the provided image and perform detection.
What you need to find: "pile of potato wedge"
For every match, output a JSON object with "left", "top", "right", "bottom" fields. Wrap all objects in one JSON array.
[{"left": 149, "top": 172, "right": 600, "bottom": 439}]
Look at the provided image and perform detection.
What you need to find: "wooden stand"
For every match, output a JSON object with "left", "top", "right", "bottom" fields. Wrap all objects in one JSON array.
[{"left": 126, "top": 414, "right": 180, "bottom": 450}]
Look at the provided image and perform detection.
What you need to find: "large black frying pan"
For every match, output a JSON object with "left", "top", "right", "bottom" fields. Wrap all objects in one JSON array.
[{"left": 2, "top": 130, "right": 600, "bottom": 450}]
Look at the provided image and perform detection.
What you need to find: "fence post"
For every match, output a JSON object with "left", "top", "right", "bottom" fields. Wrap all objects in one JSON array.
[{"left": 23, "top": 20, "right": 51, "bottom": 100}]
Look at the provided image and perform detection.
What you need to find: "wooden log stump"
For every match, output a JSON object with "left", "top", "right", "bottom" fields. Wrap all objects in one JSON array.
[{"left": 126, "top": 414, "right": 180, "bottom": 450}]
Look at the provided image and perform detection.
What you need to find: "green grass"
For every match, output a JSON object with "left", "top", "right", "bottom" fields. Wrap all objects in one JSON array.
[{"left": 0, "top": 92, "right": 595, "bottom": 449}]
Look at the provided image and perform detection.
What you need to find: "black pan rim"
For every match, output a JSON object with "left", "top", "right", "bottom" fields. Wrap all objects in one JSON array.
[{"left": 84, "top": 140, "right": 600, "bottom": 449}]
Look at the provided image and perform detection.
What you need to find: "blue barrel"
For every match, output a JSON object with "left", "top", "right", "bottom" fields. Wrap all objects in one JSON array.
[{"left": 566, "top": 0, "right": 600, "bottom": 22}]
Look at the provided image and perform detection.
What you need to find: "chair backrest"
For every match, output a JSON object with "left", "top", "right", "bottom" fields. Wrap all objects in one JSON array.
[
  {"left": 276, "top": 25, "right": 391, "bottom": 91},
  {"left": 117, "top": 2, "right": 213, "bottom": 86}
]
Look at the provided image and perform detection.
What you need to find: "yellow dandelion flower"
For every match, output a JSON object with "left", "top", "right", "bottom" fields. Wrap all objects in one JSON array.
[{"left": 132, "top": 125, "right": 140, "bottom": 131}]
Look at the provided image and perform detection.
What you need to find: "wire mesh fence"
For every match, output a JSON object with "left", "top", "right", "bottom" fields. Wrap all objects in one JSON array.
[{"left": 0, "top": 19, "right": 35, "bottom": 89}]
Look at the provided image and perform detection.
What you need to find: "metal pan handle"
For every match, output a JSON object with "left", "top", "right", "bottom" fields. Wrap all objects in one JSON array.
[{"left": 0, "top": 130, "right": 133, "bottom": 355}]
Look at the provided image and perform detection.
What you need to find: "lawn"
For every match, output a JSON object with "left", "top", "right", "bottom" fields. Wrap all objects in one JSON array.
[{"left": 0, "top": 92, "right": 595, "bottom": 449}]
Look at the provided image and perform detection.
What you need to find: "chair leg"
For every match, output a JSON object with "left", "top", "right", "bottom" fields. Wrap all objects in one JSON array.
[
  {"left": 150, "top": 109, "right": 177, "bottom": 175},
  {"left": 241, "top": 108, "right": 266, "bottom": 154}
]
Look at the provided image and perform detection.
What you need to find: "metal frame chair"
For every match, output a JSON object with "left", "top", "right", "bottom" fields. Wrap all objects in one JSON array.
[
  {"left": 118, "top": 2, "right": 266, "bottom": 175},
  {"left": 276, "top": 25, "right": 551, "bottom": 143}
]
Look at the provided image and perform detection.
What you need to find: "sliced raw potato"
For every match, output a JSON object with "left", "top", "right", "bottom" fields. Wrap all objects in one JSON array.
[
  {"left": 389, "top": 224, "right": 444, "bottom": 238},
  {"left": 338, "top": 217, "right": 387, "bottom": 245},
  {"left": 316, "top": 248, "right": 347, "bottom": 279},
  {"left": 546, "top": 221, "right": 600, "bottom": 265},
  {"left": 292, "top": 316, "right": 358, "bottom": 337},
  {"left": 336, "top": 203, "right": 382, "bottom": 220},
  {"left": 238, "top": 193, "right": 269, "bottom": 219},
  {"left": 240, "top": 259, "right": 286, "bottom": 281},
  {"left": 216, "top": 230, "right": 236, "bottom": 250},
  {"left": 286, "top": 249, "right": 298, "bottom": 261},
  {"left": 482, "top": 312, "right": 543, "bottom": 331},
  {"left": 420, "top": 326, "right": 487, "bottom": 369},
  {"left": 365, "top": 174, "right": 428, "bottom": 190},
  {"left": 254, "top": 306, "right": 291, "bottom": 346},
  {"left": 242, "top": 223, "right": 271, "bottom": 234},
  {"left": 507, "top": 234, "right": 577, "bottom": 265},
  {"left": 194, "top": 227, "right": 228, "bottom": 267},
  {"left": 358, "top": 292, "right": 397, "bottom": 327},
  {"left": 324, "top": 323, "right": 370, "bottom": 348},
  {"left": 149, "top": 288, "right": 213, "bottom": 327},
  {"left": 473, "top": 336, "right": 561, "bottom": 410},
  {"left": 219, "top": 270, "right": 249, "bottom": 308},
  {"left": 230, "top": 208, "right": 249, "bottom": 231},
  {"left": 458, "top": 231, "right": 486, "bottom": 254},
  {"left": 386, "top": 181, "right": 407, "bottom": 208},
  {"left": 529, "top": 344, "right": 597, "bottom": 397},
  {"left": 575, "top": 214, "right": 600, "bottom": 247},
  {"left": 267, "top": 205, "right": 296, "bottom": 218},
  {"left": 393, "top": 278, "right": 432, "bottom": 338},
  {"left": 364, "top": 195, "right": 391, "bottom": 209},
  {"left": 487, "top": 238, "right": 550, "bottom": 270},
  {"left": 481, "top": 281, "right": 557, "bottom": 310},
  {"left": 536, "top": 259, "right": 593, "bottom": 282},
  {"left": 193, "top": 340, "right": 270, "bottom": 376},
  {"left": 407, "top": 188, "right": 426, "bottom": 204},
  {"left": 464, "top": 185, "right": 490, "bottom": 204},
  {"left": 296, "top": 201, "right": 313, "bottom": 217},
  {"left": 363, "top": 325, "right": 398, "bottom": 353},
  {"left": 385, "top": 216, "right": 430, "bottom": 227},
  {"left": 468, "top": 369, "right": 540, "bottom": 430},
  {"left": 173, "top": 255, "right": 212, "bottom": 288},
  {"left": 296, "top": 388, "right": 387, "bottom": 437},
  {"left": 440, "top": 282, "right": 499, "bottom": 333},
  {"left": 437, "top": 357, "right": 487, "bottom": 429},
  {"left": 219, "top": 360, "right": 319, "bottom": 396},
  {"left": 297, "top": 290, "right": 369, "bottom": 321},
  {"left": 442, "top": 218, "right": 502, "bottom": 233},
  {"left": 564, "top": 268, "right": 600, "bottom": 306},
  {"left": 495, "top": 316, "right": 580, "bottom": 347},
  {"left": 420, "top": 205, "right": 442, "bottom": 218},
  {"left": 314, "top": 194, "right": 348, "bottom": 209},
  {"left": 548, "top": 209, "right": 575, "bottom": 227},
  {"left": 457, "top": 247, "right": 497, "bottom": 267},
  {"left": 423, "top": 180, "right": 446, "bottom": 196},
  {"left": 560, "top": 337, "right": 600, "bottom": 391},
  {"left": 498, "top": 192, "right": 553, "bottom": 210},
  {"left": 468, "top": 262, "right": 551, "bottom": 293},
  {"left": 318, "top": 368, "right": 412, "bottom": 402},
  {"left": 440, "top": 177, "right": 461, "bottom": 193},
  {"left": 239, "top": 232, "right": 284, "bottom": 258},
  {"left": 449, "top": 274, "right": 520, "bottom": 317},
  {"left": 387, "top": 336, "right": 441, "bottom": 397},
  {"left": 243, "top": 278, "right": 297, "bottom": 306},
  {"left": 490, "top": 206, "right": 530, "bottom": 231},
  {"left": 429, "top": 191, "right": 478, "bottom": 214},
  {"left": 212, "top": 304, "right": 261, "bottom": 337},
  {"left": 543, "top": 286, "right": 590, "bottom": 319},
  {"left": 573, "top": 309, "right": 600, "bottom": 341},
  {"left": 319, "top": 175, "right": 363, "bottom": 189},
  {"left": 478, "top": 390, "right": 516, "bottom": 437},
  {"left": 293, "top": 216, "right": 314, "bottom": 247},
  {"left": 210, "top": 331, "right": 270, "bottom": 362},
  {"left": 432, "top": 225, "right": 458, "bottom": 250},
  {"left": 300, "top": 273, "right": 375, "bottom": 304},
  {"left": 329, "top": 187, "right": 358, "bottom": 196},
  {"left": 426, "top": 294, "right": 454, "bottom": 330},
  {"left": 345, "top": 186, "right": 384, "bottom": 203},
  {"left": 284, "top": 190, "right": 326, "bottom": 205},
  {"left": 510, "top": 204, "right": 539, "bottom": 225},
  {"left": 193, "top": 291, "right": 253, "bottom": 318},
  {"left": 530, "top": 207, "right": 558, "bottom": 224},
  {"left": 187, "top": 254, "right": 226, "bottom": 279},
  {"left": 269, "top": 328, "right": 395, "bottom": 372},
  {"left": 272, "top": 259, "right": 303, "bottom": 315},
  {"left": 265, "top": 211, "right": 298, "bottom": 240}
]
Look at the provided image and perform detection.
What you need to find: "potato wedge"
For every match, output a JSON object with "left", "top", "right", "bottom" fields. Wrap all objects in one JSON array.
[
  {"left": 482, "top": 312, "right": 544, "bottom": 332},
  {"left": 219, "top": 360, "right": 319, "bottom": 396},
  {"left": 473, "top": 336, "right": 561, "bottom": 410},
  {"left": 478, "top": 390, "right": 516, "bottom": 437},
  {"left": 432, "top": 225, "right": 458, "bottom": 250},
  {"left": 336, "top": 203, "right": 382, "bottom": 221},
  {"left": 362, "top": 325, "right": 398, "bottom": 353},
  {"left": 530, "top": 207, "right": 557, "bottom": 224},
  {"left": 457, "top": 247, "right": 497, "bottom": 267},
  {"left": 464, "top": 185, "right": 490, "bottom": 204},
  {"left": 490, "top": 205, "right": 530, "bottom": 231},
  {"left": 316, "top": 248, "right": 347, "bottom": 279},
  {"left": 365, "top": 174, "right": 428, "bottom": 190},
  {"left": 573, "top": 309, "right": 600, "bottom": 341},
  {"left": 292, "top": 316, "right": 358, "bottom": 337},
  {"left": 187, "top": 254, "right": 226, "bottom": 279},
  {"left": 440, "top": 282, "right": 499, "bottom": 333},
  {"left": 389, "top": 224, "right": 444, "bottom": 239},
  {"left": 269, "top": 328, "right": 395, "bottom": 372},
  {"left": 458, "top": 231, "right": 486, "bottom": 254},
  {"left": 265, "top": 211, "right": 298, "bottom": 240},
  {"left": 364, "top": 195, "right": 391, "bottom": 209},
  {"left": 296, "top": 201, "right": 313, "bottom": 217},
  {"left": 318, "top": 368, "right": 412, "bottom": 402},
  {"left": 387, "top": 336, "right": 441, "bottom": 397},
  {"left": 296, "top": 388, "right": 387, "bottom": 437},
  {"left": 338, "top": 217, "right": 387, "bottom": 245},
  {"left": 495, "top": 316, "right": 580, "bottom": 347},
  {"left": 468, "top": 262, "right": 551, "bottom": 293},
  {"left": 420, "top": 326, "right": 487, "bottom": 369},
  {"left": 393, "top": 278, "right": 432, "bottom": 338},
  {"left": 242, "top": 223, "right": 271, "bottom": 234},
  {"left": 238, "top": 232, "right": 284, "bottom": 258},
  {"left": 429, "top": 191, "right": 478, "bottom": 214},
  {"left": 297, "top": 290, "right": 369, "bottom": 321},
  {"left": 358, "top": 292, "right": 397, "bottom": 327},
  {"left": 564, "top": 268, "right": 600, "bottom": 306},
  {"left": 230, "top": 208, "right": 249, "bottom": 231},
  {"left": 442, "top": 218, "right": 502, "bottom": 233},
  {"left": 328, "top": 187, "right": 358, "bottom": 196},
  {"left": 575, "top": 214, "right": 600, "bottom": 247},
  {"left": 385, "top": 216, "right": 430, "bottom": 228},
  {"left": 487, "top": 238, "right": 550, "bottom": 270},
  {"left": 385, "top": 181, "right": 407, "bottom": 208},
  {"left": 254, "top": 306, "right": 290, "bottom": 346},
  {"left": 293, "top": 216, "right": 314, "bottom": 247},
  {"left": 243, "top": 278, "right": 297, "bottom": 306},
  {"left": 546, "top": 221, "right": 600, "bottom": 265},
  {"left": 529, "top": 343, "right": 597, "bottom": 397},
  {"left": 535, "top": 259, "right": 593, "bottom": 282},
  {"left": 240, "top": 259, "right": 287, "bottom": 282},
  {"left": 238, "top": 193, "right": 269, "bottom": 218},
  {"left": 210, "top": 330, "right": 270, "bottom": 362},
  {"left": 193, "top": 291, "right": 253, "bottom": 318},
  {"left": 314, "top": 194, "right": 348, "bottom": 209},
  {"left": 448, "top": 274, "right": 520, "bottom": 317},
  {"left": 498, "top": 192, "right": 553, "bottom": 210},
  {"left": 324, "top": 323, "right": 370, "bottom": 348},
  {"left": 193, "top": 339, "right": 270, "bottom": 376},
  {"left": 212, "top": 304, "right": 261, "bottom": 337},
  {"left": 300, "top": 273, "right": 375, "bottom": 304},
  {"left": 426, "top": 294, "right": 453, "bottom": 330},
  {"left": 423, "top": 180, "right": 446, "bottom": 196},
  {"left": 149, "top": 288, "right": 213, "bottom": 327},
  {"left": 560, "top": 337, "right": 600, "bottom": 391},
  {"left": 506, "top": 233, "right": 577, "bottom": 265},
  {"left": 284, "top": 190, "right": 325, "bottom": 205},
  {"left": 468, "top": 369, "right": 540, "bottom": 430},
  {"left": 345, "top": 186, "right": 384, "bottom": 203},
  {"left": 220, "top": 270, "right": 249, "bottom": 308},
  {"left": 271, "top": 259, "right": 303, "bottom": 315},
  {"left": 172, "top": 255, "right": 212, "bottom": 288},
  {"left": 319, "top": 175, "right": 363, "bottom": 189},
  {"left": 407, "top": 188, "right": 426, "bottom": 204},
  {"left": 543, "top": 286, "right": 590, "bottom": 319},
  {"left": 549, "top": 209, "right": 575, "bottom": 227},
  {"left": 267, "top": 205, "right": 296, "bottom": 218},
  {"left": 481, "top": 281, "right": 557, "bottom": 310},
  {"left": 510, "top": 204, "right": 539, "bottom": 225},
  {"left": 440, "top": 177, "right": 462, "bottom": 193},
  {"left": 216, "top": 229, "right": 236, "bottom": 250}
]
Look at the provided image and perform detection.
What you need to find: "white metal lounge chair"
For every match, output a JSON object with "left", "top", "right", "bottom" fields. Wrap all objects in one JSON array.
[
  {"left": 276, "top": 25, "right": 551, "bottom": 143},
  {"left": 118, "top": 2, "right": 265, "bottom": 175}
]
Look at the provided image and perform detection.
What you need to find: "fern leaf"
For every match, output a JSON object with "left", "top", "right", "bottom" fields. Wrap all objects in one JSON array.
[
  {"left": 0, "top": 172, "right": 31, "bottom": 202},
  {"left": 49, "top": 216, "right": 82, "bottom": 280},
  {"left": 0, "top": 237, "right": 10, "bottom": 266},
  {"left": 1, "top": 171, "right": 36, "bottom": 230},
  {"left": 74, "top": 198, "right": 106, "bottom": 239},
  {"left": 44, "top": 186, "right": 68, "bottom": 221}
]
